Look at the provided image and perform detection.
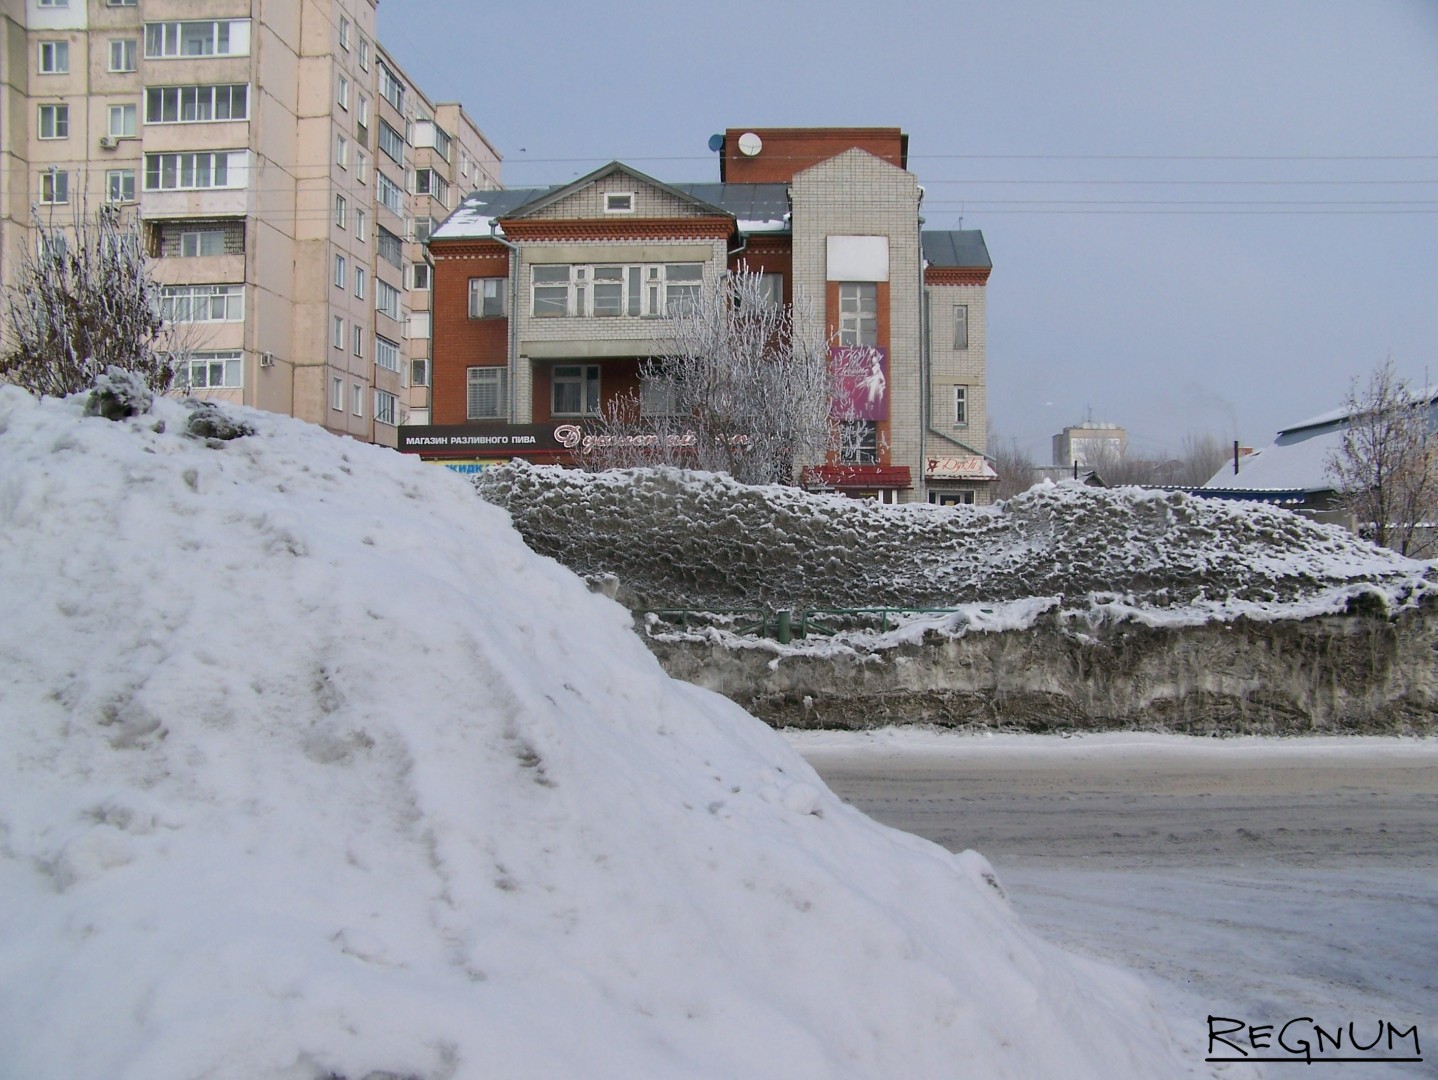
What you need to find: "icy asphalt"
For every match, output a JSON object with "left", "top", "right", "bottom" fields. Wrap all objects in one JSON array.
[{"left": 790, "top": 732, "right": 1438, "bottom": 1080}]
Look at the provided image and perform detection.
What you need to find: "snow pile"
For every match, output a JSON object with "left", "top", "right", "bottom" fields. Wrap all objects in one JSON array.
[
  {"left": 0, "top": 385, "right": 1204, "bottom": 1079},
  {"left": 477, "top": 460, "right": 1434, "bottom": 621}
]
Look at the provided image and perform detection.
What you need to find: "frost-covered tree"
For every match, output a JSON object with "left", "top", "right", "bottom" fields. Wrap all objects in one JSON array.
[
  {"left": 1, "top": 205, "right": 182, "bottom": 397},
  {"left": 1326, "top": 358, "right": 1438, "bottom": 557},
  {"left": 990, "top": 436, "right": 1038, "bottom": 500},
  {"left": 577, "top": 269, "right": 868, "bottom": 485}
]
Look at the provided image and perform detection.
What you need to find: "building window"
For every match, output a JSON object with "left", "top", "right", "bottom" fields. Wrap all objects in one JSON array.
[
  {"left": 376, "top": 172, "right": 402, "bottom": 214},
  {"left": 377, "top": 227, "right": 402, "bottom": 269},
  {"left": 332, "top": 315, "right": 344, "bottom": 349},
  {"left": 839, "top": 419, "right": 879, "bottom": 464},
  {"left": 468, "top": 277, "right": 505, "bottom": 318},
  {"left": 37, "top": 0, "right": 69, "bottom": 7},
  {"left": 159, "top": 283, "right": 244, "bottom": 323},
  {"left": 466, "top": 367, "right": 507, "bottom": 420},
  {"left": 335, "top": 194, "right": 347, "bottom": 229},
  {"left": 144, "top": 20, "right": 249, "bottom": 60},
  {"left": 145, "top": 85, "right": 248, "bottom": 124},
  {"left": 177, "top": 228, "right": 227, "bottom": 257},
  {"left": 181, "top": 351, "right": 243, "bottom": 389},
  {"left": 378, "top": 61, "right": 404, "bottom": 111},
  {"left": 641, "top": 374, "right": 678, "bottom": 418},
  {"left": 411, "top": 358, "right": 430, "bottom": 387},
  {"left": 374, "top": 335, "right": 400, "bottom": 373},
  {"left": 38, "top": 105, "right": 69, "bottom": 140},
  {"left": 929, "top": 489, "right": 976, "bottom": 506},
  {"left": 352, "top": 324, "right": 364, "bottom": 357},
  {"left": 333, "top": 254, "right": 346, "bottom": 288},
  {"left": 376, "top": 279, "right": 401, "bottom": 320},
  {"left": 40, "top": 170, "right": 69, "bottom": 205},
  {"left": 356, "top": 95, "right": 370, "bottom": 133},
  {"left": 337, "top": 74, "right": 349, "bottom": 110},
  {"left": 414, "top": 169, "right": 449, "bottom": 207},
  {"left": 374, "top": 389, "right": 396, "bottom": 426},
  {"left": 954, "top": 385, "right": 968, "bottom": 426},
  {"left": 756, "top": 273, "right": 784, "bottom": 308},
  {"left": 378, "top": 120, "right": 404, "bottom": 163},
  {"left": 107, "top": 0, "right": 137, "bottom": 7},
  {"left": 953, "top": 304, "right": 969, "bottom": 349},
  {"left": 109, "top": 39, "right": 138, "bottom": 73},
  {"left": 337, "top": 15, "right": 350, "bottom": 50},
  {"left": 331, "top": 375, "right": 344, "bottom": 410},
  {"left": 108, "top": 103, "right": 137, "bottom": 138},
  {"left": 530, "top": 262, "right": 702, "bottom": 318},
  {"left": 551, "top": 364, "right": 600, "bottom": 416},
  {"left": 605, "top": 192, "right": 634, "bottom": 213},
  {"left": 143, "top": 151, "right": 244, "bottom": 191},
  {"left": 352, "top": 383, "right": 363, "bottom": 416},
  {"left": 356, "top": 152, "right": 369, "bottom": 184},
  {"left": 358, "top": 36, "right": 370, "bottom": 70},
  {"left": 39, "top": 41, "right": 68, "bottom": 74},
  {"left": 354, "top": 266, "right": 365, "bottom": 300},
  {"left": 411, "top": 263, "right": 431, "bottom": 290},
  {"left": 105, "top": 169, "right": 136, "bottom": 203},
  {"left": 412, "top": 217, "right": 434, "bottom": 243},
  {"left": 838, "top": 283, "right": 878, "bottom": 347},
  {"left": 354, "top": 209, "right": 367, "bottom": 242}
]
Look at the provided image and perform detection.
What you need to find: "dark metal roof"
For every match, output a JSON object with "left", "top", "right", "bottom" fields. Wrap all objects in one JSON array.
[
  {"left": 462, "top": 188, "right": 551, "bottom": 218},
  {"left": 674, "top": 183, "right": 790, "bottom": 226},
  {"left": 921, "top": 230, "right": 991, "bottom": 269}
]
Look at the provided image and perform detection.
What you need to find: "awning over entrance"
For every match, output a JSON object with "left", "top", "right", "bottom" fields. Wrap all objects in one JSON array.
[{"left": 802, "top": 464, "right": 913, "bottom": 491}]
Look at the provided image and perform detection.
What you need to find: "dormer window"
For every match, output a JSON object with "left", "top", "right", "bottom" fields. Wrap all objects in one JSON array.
[{"left": 605, "top": 192, "right": 634, "bottom": 214}]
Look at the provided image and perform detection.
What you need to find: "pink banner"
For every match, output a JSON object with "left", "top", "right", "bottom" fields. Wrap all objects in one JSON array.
[{"left": 830, "top": 345, "right": 888, "bottom": 421}]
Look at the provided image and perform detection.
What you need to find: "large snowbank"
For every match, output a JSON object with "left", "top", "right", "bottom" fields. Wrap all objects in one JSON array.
[
  {"left": 0, "top": 385, "right": 1206, "bottom": 1079},
  {"left": 476, "top": 460, "right": 1434, "bottom": 622}
]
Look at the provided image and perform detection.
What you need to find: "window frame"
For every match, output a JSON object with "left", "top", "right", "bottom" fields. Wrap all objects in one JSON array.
[
  {"left": 108, "top": 38, "right": 138, "bottom": 73},
  {"left": 144, "top": 84, "right": 249, "bottom": 125},
  {"left": 144, "top": 20, "right": 248, "bottom": 60},
  {"left": 38, "top": 40, "right": 69, "bottom": 74},
  {"left": 331, "top": 375, "right": 344, "bottom": 410},
  {"left": 333, "top": 254, "right": 346, "bottom": 289},
  {"left": 468, "top": 277, "right": 505, "bottom": 318},
  {"left": 953, "top": 304, "right": 969, "bottom": 350},
  {"left": 953, "top": 385, "right": 968, "bottom": 426},
  {"left": 530, "top": 262, "right": 703, "bottom": 319},
  {"left": 838, "top": 283, "right": 878, "bottom": 347},
  {"left": 374, "top": 388, "right": 396, "bottom": 426},
  {"left": 108, "top": 103, "right": 137, "bottom": 138},
  {"left": 38, "top": 104, "right": 69, "bottom": 140},
  {"left": 376, "top": 279, "right": 402, "bottom": 320},
  {"left": 466, "top": 366, "right": 508, "bottom": 421},
  {"left": 159, "top": 283, "right": 244, "bottom": 323},
  {"left": 105, "top": 168, "right": 137, "bottom": 204},
  {"left": 374, "top": 335, "right": 401, "bottom": 373},
  {"left": 550, "top": 364, "right": 600, "bottom": 417},
  {"left": 39, "top": 169, "right": 70, "bottom": 205},
  {"left": 182, "top": 351, "right": 244, "bottom": 390},
  {"left": 143, "top": 150, "right": 242, "bottom": 191}
]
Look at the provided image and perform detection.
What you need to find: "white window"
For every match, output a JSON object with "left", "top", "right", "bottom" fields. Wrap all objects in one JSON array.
[
  {"left": 159, "top": 284, "right": 244, "bottom": 323},
  {"left": 336, "top": 134, "right": 348, "bottom": 168},
  {"left": 144, "top": 20, "right": 250, "bottom": 59},
  {"left": 38, "top": 104, "right": 69, "bottom": 140},
  {"left": 356, "top": 152, "right": 369, "bottom": 184},
  {"left": 377, "top": 172, "right": 402, "bottom": 213},
  {"left": 354, "top": 209, "right": 367, "bottom": 242},
  {"left": 332, "top": 315, "right": 344, "bottom": 349},
  {"left": 39, "top": 169, "right": 69, "bottom": 204},
  {"left": 531, "top": 262, "right": 702, "bottom": 318},
  {"left": 39, "top": 41, "right": 68, "bottom": 74},
  {"left": 374, "top": 389, "right": 396, "bottom": 426},
  {"left": 353, "top": 266, "right": 365, "bottom": 300},
  {"left": 378, "top": 120, "right": 404, "bottom": 163},
  {"left": 414, "top": 168, "right": 450, "bottom": 207},
  {"left": 352, "top": 324, "right": 364, "bottom": 357},
  {"left": 412, "top": 217, "right": 434, "bottom": 243},
  {"left": 469, "top": 277, "right": 505, "bottom": 318},
  {"left": 108, "top": 0, "right": 137, "bottom": 6},
  {"left": 378, "top": 61, "right": 403, "bottom": 111},
  {"left": 551, "top": 364, "right": 600, "bottom": 416},
  {"left": 605, "top": 192, "right": 634, "bottom": 213},
  {"left": 143, "top": 151, "right": 244, "bottom": 191},
  {"left": 357, "top": 95, "right": 370, "bottom": 130},
  {"left": 351, "top": 383, "right": 363, "bottom": 416},
  {"left": 466, "top": 367, "right": 507, "bottom": 420},
  {"left": 411, "top": 358, "right": 430, "bottom": 386},
  {"left": 105, "top": 169, "right": 136, "bottom": 203},
  {"left": 182, "top": 351, "right": 243, "bottom": 390},
  {"left": 145, "top": 85, "right": 248, "bottom": 124},
  {"left": 377, "top": 227, "right": 402, "bottom": 268},
  {"left": 337, "top": 15, "right": 350, "bottom": 50},
  {"left": 335, "top": 193, "right": 347, "bottom": 229},
  {"left": 334, "top": 254, "right": 346, "bottom": 288},
  {"left": 37, "top": 0, "right": 69, "bottom": 6},
  {"left": 337, "top": 74, "right": 349, "bottom": 110},
  {"left": 376, "top": 279, "right": 401, "bottom": 320},
  {"left": 953, "top": 304, "right": 969, "bottom": 349},
  {"left": 374, "top": 335, "right": 401, "bottom": 373},
  {"left": 331, "top": 375, "right": 344, "bottom": 410},
  {"left": 954, "top": 385, "right": 968, "bottom": 425},
  {"left": 109, "top": 39, "right": 138, "bottom": 73},
  {"left": 358, "top": 37, "right": 370, "bottom": 70},
  {"left": 411, "top": 263, "right": 431, "bottom": 290},
  {"left": 641, "top": 375, "right": 678, "bottom": 418},
  {"left": 838, "top": 283, "right": 878, "bottom": 346},
  {"left": 108, "top": 103, "right": 137, "bottom": 138},
  {"left": 179, "top": 229, "right": 225, "bottom": 257}
]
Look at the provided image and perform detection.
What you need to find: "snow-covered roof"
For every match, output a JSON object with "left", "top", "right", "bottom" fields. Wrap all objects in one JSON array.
[{"left": 1204, "top": 427, "right": 1345, "bottom": 493}]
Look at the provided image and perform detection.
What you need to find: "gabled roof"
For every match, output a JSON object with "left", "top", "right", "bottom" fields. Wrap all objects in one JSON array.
[
  {"left": 922, "top": 230, "right": 991, "bottom": 269},
  {"left": 503, "top": 161, "right": 731, "bottom": 220},
  {"left": 674, "top": 183, "right": 790, "bottom": 231}
]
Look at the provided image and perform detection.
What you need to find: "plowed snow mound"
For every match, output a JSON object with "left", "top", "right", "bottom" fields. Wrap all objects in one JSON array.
[
  {"left": 0, "top": 386, "right": 1218, "bottom": 1079},
  {"left": 477, "top": 461, "right": 1433, "bottom": 620}
]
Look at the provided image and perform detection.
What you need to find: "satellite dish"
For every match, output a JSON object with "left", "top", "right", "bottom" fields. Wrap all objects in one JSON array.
[
  {"left": 707, "top": 133, "right": 724, "bottom": 153},
  {"left": 737, "top": 132, "right": 763, "bottom": 157}
]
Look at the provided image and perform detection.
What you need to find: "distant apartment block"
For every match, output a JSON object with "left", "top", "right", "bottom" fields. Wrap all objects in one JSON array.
[
  {"left": 414, "top": 127, "right": 996, "bottom": 505},
  {"left": 0, "top": 0, "right": 499, "bottom": 446},
  {"left": 1053, "top": 423, "right": 1128, "bottom": 470}
]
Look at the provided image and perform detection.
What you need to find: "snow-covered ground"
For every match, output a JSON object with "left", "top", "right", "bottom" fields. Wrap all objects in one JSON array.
[
  {"left": 790, "top": 730, "right": 1438, "bottom": 1079},
  {"left": 1, "top": 383, "right": 1230, "bottom": 1079}
]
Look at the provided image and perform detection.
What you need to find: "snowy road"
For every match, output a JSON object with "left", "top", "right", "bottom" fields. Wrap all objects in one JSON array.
[{"left": 790, "top": 732, "right": 1438, "bottom": 1080}]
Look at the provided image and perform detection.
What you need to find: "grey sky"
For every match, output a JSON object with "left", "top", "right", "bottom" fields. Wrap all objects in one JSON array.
[{"left": 383, "top": 0, "right": 1438, "bottom": 462}]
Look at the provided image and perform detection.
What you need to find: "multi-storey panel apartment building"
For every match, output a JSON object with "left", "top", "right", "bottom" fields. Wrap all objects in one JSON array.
[
  {"left": 413, "top": 127, "right": 995, "bottom": 504},
  {"left": 0, "top": 0, "right": 498, "bottom": 446}
]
